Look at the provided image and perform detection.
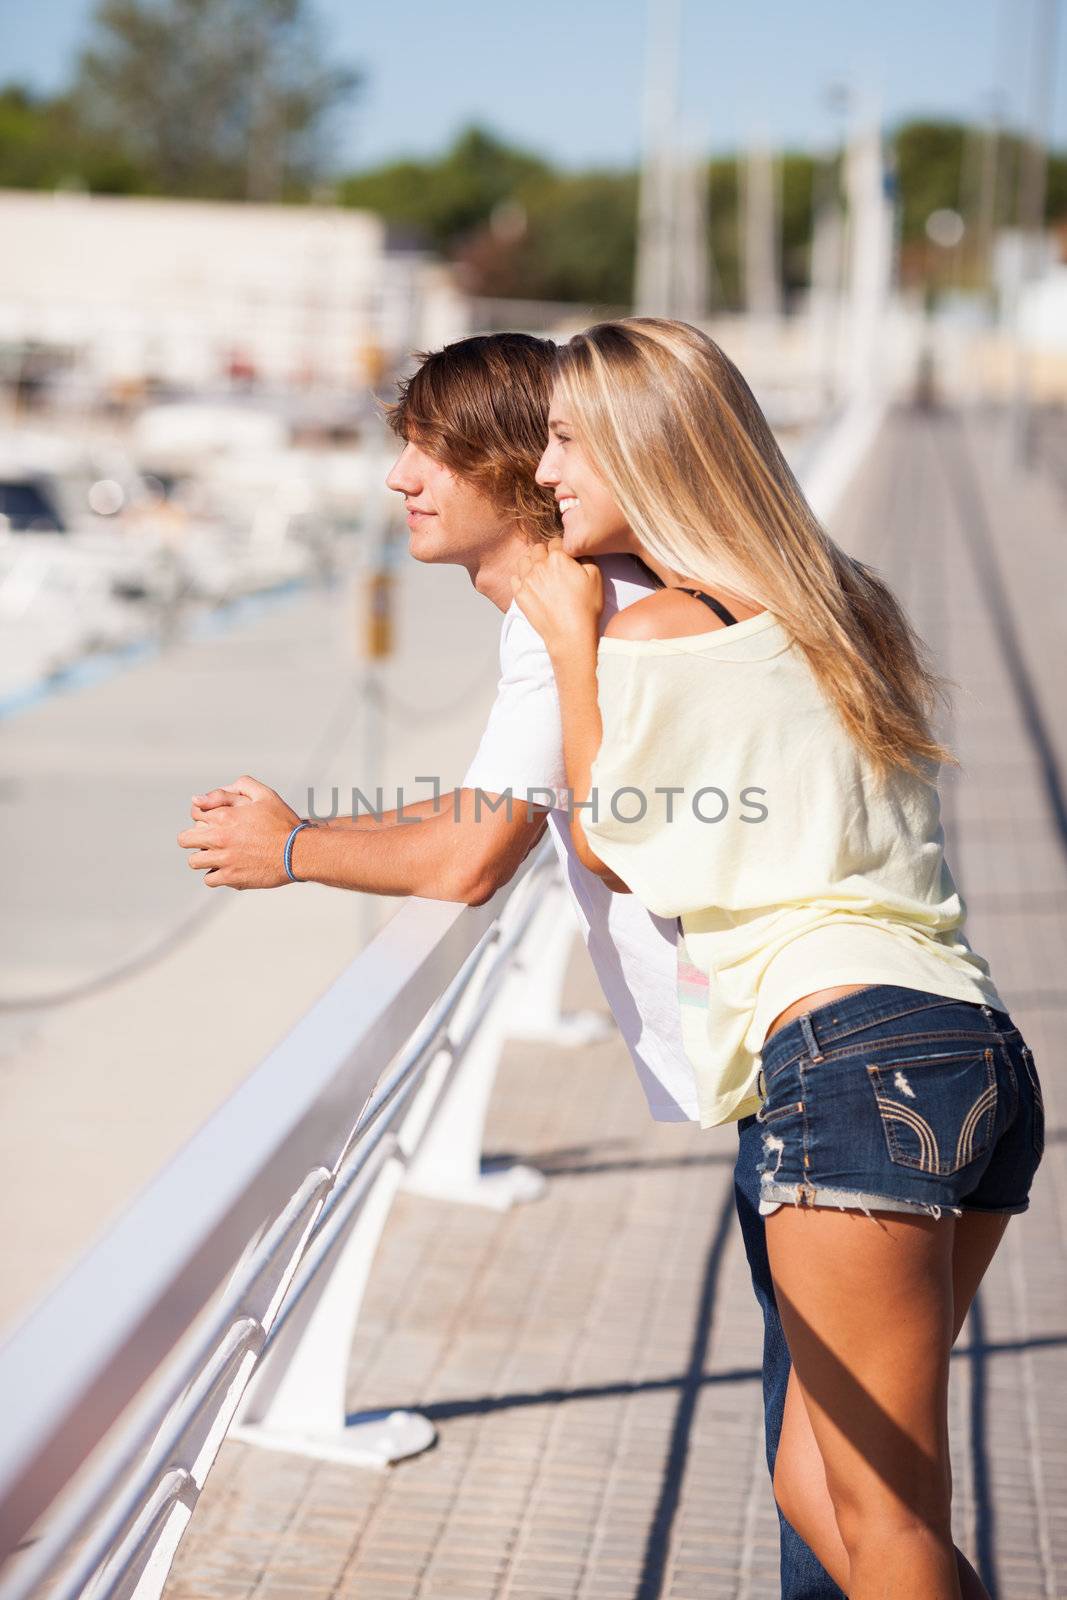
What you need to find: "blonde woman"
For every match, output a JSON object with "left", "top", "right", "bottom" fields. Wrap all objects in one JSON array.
[{"left": 511, "top": 318, "right": 1043, "bottom": 1600}]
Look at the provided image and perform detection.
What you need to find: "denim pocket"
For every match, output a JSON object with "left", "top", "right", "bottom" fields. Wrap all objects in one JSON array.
[
  {"left": 866, "top": 1047, "right": 997, "bottom": 1176},
  {"left": 756, "top": 1098, "right": 804, "bottom": 1126},
  {"left": 1020, "top": 1044, "right": 1045, "bottom": 1161}
]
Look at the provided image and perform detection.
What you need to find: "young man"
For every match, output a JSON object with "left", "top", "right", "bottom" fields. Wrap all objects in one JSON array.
[{"left": 178, "top": 333, "right": 843, "bottom": 1600}]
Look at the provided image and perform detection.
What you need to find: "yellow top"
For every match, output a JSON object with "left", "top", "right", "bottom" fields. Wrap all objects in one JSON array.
[{"left": 583, "top": 610, "right": 1005, "bottom": 1129}]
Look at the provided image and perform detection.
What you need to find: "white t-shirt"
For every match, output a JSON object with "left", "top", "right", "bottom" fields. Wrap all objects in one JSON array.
[{"left": 462, "top": 554, "right": 700, "bottom": 1122}]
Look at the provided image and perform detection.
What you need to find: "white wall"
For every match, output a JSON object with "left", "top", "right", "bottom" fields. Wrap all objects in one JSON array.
[{"left": 0, "top": 190, "right": 467, "bottom": 386}]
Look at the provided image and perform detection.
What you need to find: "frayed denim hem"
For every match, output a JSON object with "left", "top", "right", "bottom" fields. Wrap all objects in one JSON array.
[{"left": 758, "top": 1181, "right": 965, "bottom": 1220}]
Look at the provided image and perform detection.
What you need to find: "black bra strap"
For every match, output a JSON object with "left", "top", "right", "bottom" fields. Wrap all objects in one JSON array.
[
  {"left": 632, "top": 556, "right": 739, "bottom": 627},
  {"left": 679, "top": 588, "right": 738, "bottom": 627}
]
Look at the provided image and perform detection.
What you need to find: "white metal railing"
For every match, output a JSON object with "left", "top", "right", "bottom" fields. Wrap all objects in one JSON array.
[{"left": 0, "top": 837, "right": 601, "bottom": 1600}]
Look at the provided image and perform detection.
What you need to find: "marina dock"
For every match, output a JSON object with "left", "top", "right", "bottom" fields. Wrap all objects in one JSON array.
[{"left": 131, "top": 405, "right": 1067, "bottom": 1600}]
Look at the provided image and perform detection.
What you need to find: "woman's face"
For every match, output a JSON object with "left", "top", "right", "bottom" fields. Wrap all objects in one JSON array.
[{"left": 535, "top": 387, "right": 633, "bottom": 557}]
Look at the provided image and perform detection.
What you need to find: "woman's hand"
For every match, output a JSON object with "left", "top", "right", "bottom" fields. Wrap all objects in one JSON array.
[
  {"left": 510, "top": 539, "right": 615, "bottom": 882},
  {"left": 510, "top": 538, "right": 603, "bottom": 657}
]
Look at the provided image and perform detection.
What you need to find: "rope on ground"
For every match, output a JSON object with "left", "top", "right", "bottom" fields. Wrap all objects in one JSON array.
[
  {"left": 0, "top": 633, "right": 503, "bottom": 1011},
  {"left": 0, "top": 666, "right": 368, "bottom": 1014}
]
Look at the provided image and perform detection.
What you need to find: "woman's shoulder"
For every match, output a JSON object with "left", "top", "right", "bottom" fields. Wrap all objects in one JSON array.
[{"left": 604, "top": 588, "right": 731, "bottom": 642}]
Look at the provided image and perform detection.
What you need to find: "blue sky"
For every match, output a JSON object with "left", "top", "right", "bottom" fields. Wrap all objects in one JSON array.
[{"left": 2, "top": 0, "right": 1064, "bottom": 168}]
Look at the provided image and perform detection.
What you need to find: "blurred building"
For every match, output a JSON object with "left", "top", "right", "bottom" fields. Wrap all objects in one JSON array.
[
  {"left": 0, "top": 190, "right": 468, "bottom": 392},
  {"left": 994, "top": 230, "right": 1067, "bottom": 350}
]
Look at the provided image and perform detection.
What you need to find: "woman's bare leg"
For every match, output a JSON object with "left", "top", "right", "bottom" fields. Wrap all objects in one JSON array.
[
  {"left": 771, "top": 1210, "right": 1010, "bottom": 1594},
  {"left": 771, "top": 1211, "right": 1010, "bottom": 1593},
  {"left": 762, "top": 1205, "right": 1014, "bottom": 1599}
]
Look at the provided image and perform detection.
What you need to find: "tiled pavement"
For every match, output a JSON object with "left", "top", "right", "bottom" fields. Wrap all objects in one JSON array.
[{"left": 164, "top": 405, "right": 1067, "bottom": 1600}]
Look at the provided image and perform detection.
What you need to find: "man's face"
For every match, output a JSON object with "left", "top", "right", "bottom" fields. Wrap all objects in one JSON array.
[{"left": 386, "top": 439, "right": 507, "bottom": 566}]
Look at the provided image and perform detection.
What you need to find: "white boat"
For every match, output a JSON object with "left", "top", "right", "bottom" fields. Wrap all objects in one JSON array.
[{"left": 0, "top": 532, "right": 156, "bottom": 704}]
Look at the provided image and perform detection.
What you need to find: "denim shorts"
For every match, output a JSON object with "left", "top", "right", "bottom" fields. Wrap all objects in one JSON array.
[{"left": 756, "top": 983, "right": 1044, "bottom": 1219}]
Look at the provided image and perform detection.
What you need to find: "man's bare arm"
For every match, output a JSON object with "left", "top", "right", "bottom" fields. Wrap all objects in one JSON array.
[
  {"left": 308, "top": 794, "right": 455, "bottom": 830},
  {"left": 292, "top": 790, "right": 549, "bottom": 902},
  {"left": 180, "top": 779, "right": 549, "bottom": 901}
]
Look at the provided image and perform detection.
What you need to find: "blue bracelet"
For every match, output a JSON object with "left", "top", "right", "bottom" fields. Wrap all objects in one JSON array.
[{"left": 284, "top": 820, "right": 313, "bottom": 882}]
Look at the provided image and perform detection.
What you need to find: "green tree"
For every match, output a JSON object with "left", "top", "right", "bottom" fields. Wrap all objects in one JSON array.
[
  {"left": 890, "top": 117, "right": 1067, "bottom": 241},
  {"left": 458, "top": 169, "right": 638, "bottom": 304},
  {"left": 705, "top": 153, "right": 819, "bottom": 311},
  {"left": 340, "top": 126, "right": 551, "bottom": 251},
  {"left": 0, "top": 84, "right": 145, "bottom": 191},
  {"left": 519, "top": 170, "right": 638, "bottom": 303},
  {"left": 707, "top": 158, "right": 742, "bottom": 308},
  {"left": 779, "top": 152, "right": 817, "bottom": 296},
  {"left": 1047, "top": 150, "right": 1067, "bottom": 222},
  {"left": 73, "top": 0, "right": 360, "bottom": 200},
  {"left": 341, "top": 128, "right": 636, "bottom": 305},
  {"left": 892, "top": 120, "right": 968, "bottom": 241}
]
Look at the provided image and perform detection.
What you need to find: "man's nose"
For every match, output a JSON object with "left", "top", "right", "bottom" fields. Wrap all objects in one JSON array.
[{"left": 386, "top": 447, "right": 419, "bottom": 494}]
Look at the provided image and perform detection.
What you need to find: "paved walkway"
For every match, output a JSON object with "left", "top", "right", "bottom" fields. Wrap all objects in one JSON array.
[
  {"left": 0, "top": 549, "right": 502, "bottom": 1329},
  {"left": 151, "top": 403, "right": 1064, "bottom": 1599}
]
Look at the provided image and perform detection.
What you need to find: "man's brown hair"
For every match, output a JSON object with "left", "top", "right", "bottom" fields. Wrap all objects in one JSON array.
[{"left": 386, "top": 332, "right": 561, "bottom": 543}]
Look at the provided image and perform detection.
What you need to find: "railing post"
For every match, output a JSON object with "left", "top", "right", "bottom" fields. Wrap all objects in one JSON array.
[
  {"left": 505, "top": 874, "right": 616, "bottom": 1047},
  {"left": 400, "top": 974, "right": 546, "bottom": 1210},
  {"left": 210, "top": 869, "right": 571, "bottom": 1467},
  {"left": 229, "top": 1145, "right": 436, "bottom": 1468},
  {"left": 402, "top": 870, "right": 608, "bottom": 1208}
]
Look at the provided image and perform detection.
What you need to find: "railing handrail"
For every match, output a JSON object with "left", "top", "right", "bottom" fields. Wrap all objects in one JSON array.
[{"left": 0, "top": 839, "right": 553, "bottom": 1571}]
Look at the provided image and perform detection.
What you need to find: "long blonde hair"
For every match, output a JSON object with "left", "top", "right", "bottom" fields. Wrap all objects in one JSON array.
[{"left": 555, "top": 317, "right": 957, "bottom": 783}]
